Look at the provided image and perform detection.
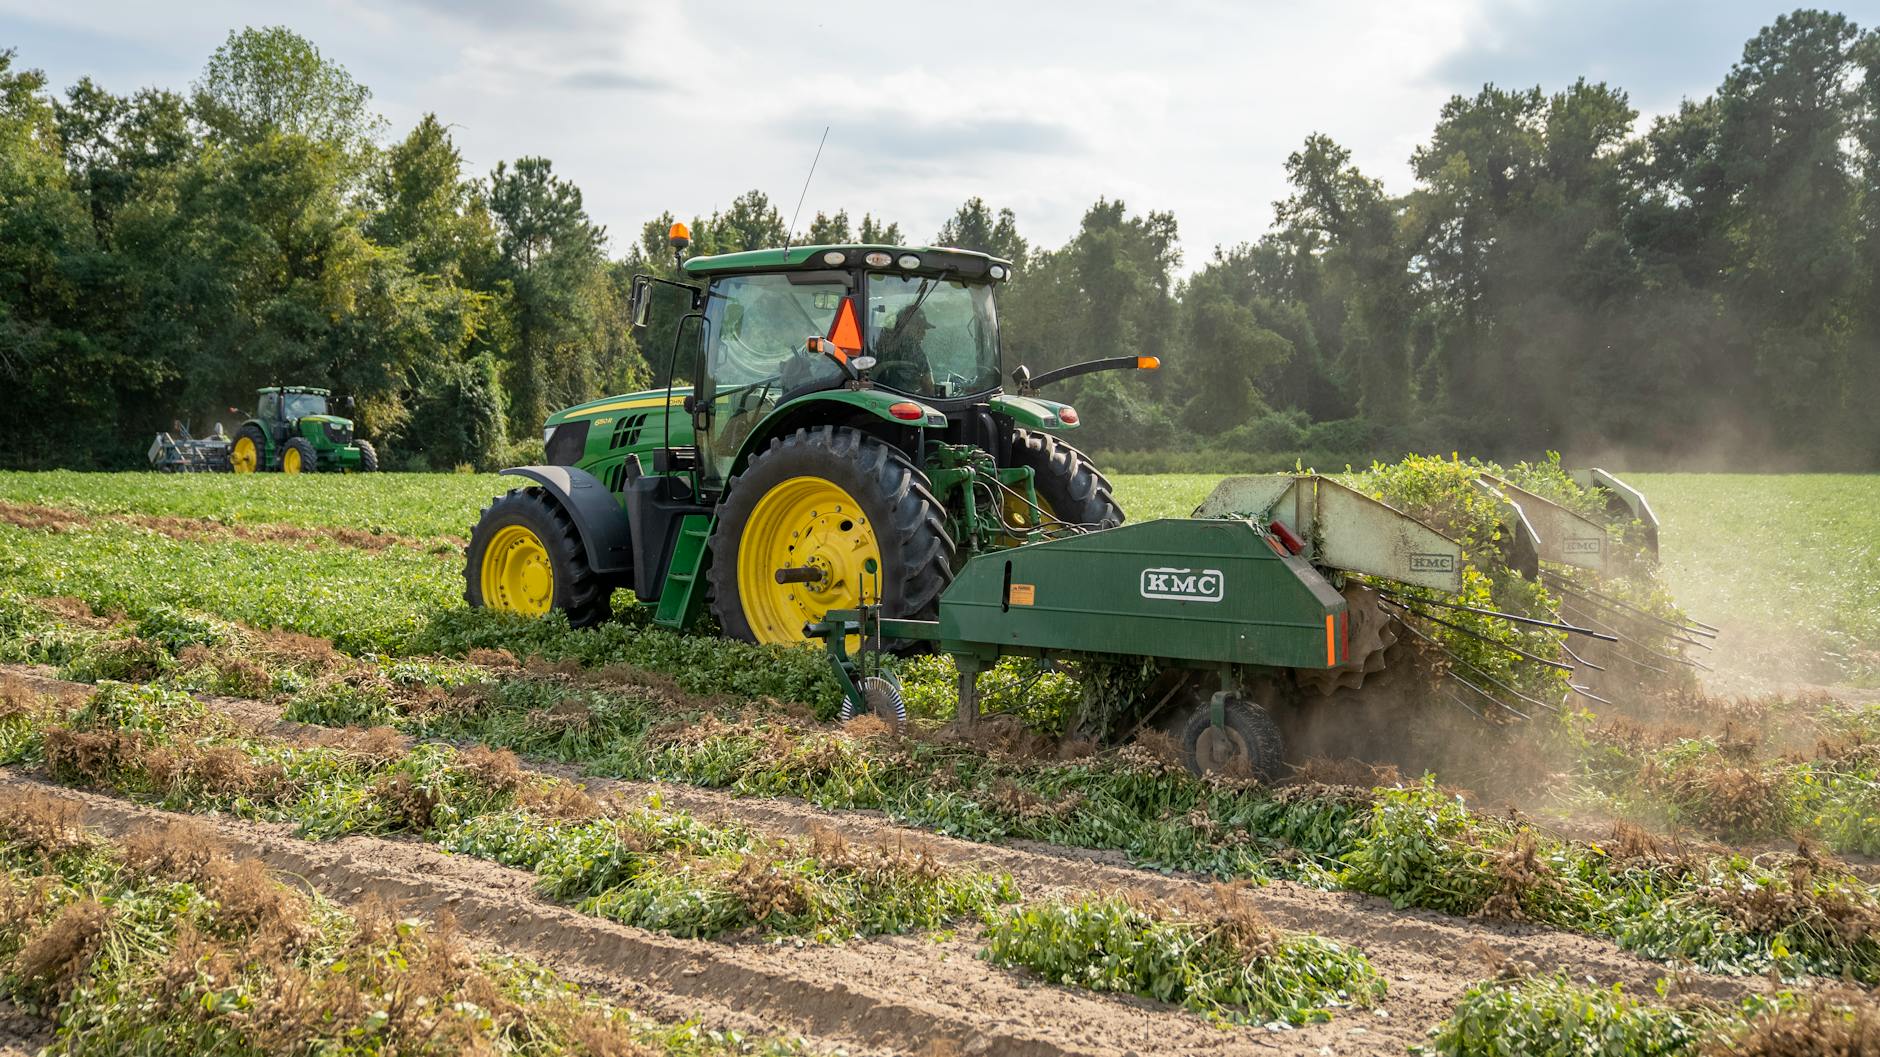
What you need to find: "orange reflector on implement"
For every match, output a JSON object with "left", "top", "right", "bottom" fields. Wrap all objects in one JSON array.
[
  {"left": 828, "top": 296, "right": 863, "bottom": 353},
  {"left": 1325, "top": 614, "right": 1338, "bottom": 667},
  {"left": 1136, "top": 355, "right": 1161, "bottom": 370}
]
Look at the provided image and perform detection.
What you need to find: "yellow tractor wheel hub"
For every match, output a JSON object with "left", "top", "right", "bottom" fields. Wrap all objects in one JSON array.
[
  {"left": 736, "top": 476, "right": 880, "bottom": 645},
  {"left": 231, "top": 436, "right": 258, "bottom": 473},
  {"left": 480, "top": 525, "right": 555, "bottom": 616},
  {"left": 282, "top": 446, "right": 303, "bottom": 474}
]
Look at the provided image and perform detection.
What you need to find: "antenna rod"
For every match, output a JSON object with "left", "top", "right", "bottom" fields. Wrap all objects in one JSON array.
[{"left": 783, "top": 126, "right": 830, "bottom": 255}]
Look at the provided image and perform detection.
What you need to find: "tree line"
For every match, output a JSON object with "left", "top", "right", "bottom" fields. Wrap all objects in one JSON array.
[{"left": 3, "top": 13, "right": 1877, "bottom": 471}]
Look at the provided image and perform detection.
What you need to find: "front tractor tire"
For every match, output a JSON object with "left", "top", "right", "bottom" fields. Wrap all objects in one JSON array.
[
  {"left": 464, "top": 488, "right": 613, "bottom": 628},
  {"left": 231, "top": 426, "right": 266, "bottom": 473},
  {"left": 1007, "top": 429, "right": 1124, "bottom": 533},
  {"left": 354, "top": 440, "right": 379, "bottom": 473},
  {"left": 708, "top": 426, "right": 955, "bottom": 646},
  {"left": 282, "top": 437, "right": 317, "bottom": 475}
]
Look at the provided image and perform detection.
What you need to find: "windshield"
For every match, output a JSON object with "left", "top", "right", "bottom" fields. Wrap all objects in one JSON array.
[
  {"left": 281, "top": 393, "right": 329, "bottom": 419},
  {"left": 866, "top": 274, "right": 1000, "bottom": 398}
]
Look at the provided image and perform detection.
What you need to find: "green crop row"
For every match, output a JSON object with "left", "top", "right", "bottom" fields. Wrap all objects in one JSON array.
[
  {"left": 2, "top": 675, "right": 1390, "bottom": 1031},
  {"left": 10, "top": 587, "right": 1880, "bottom": 984},
  {"left": 0, "top": 795, "right": 818, "bottom": 1057},
  {"left": 4, "top": 679, "right": 1017, "bottom": 943},
  {"left": 983, "top": 889, "right": 1384, "bottom": 1026},
  {"left": 374, "top": 670, "right": 1880, "bottom": 983},
  {"left": 1418, "top": 972, "right": 1878, "bottom": 1057}
]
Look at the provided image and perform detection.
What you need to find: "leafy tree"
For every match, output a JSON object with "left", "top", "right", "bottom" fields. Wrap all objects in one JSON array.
[
  {"left": 193, "top": 27, "right": 380, "bottom": 161},
  {"left": 935, "top": 196, "right": 1028, "bottom": 266}
]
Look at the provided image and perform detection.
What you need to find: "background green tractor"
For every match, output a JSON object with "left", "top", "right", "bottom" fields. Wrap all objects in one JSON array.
[
  {"left": 464, "top": 234, "right": 1154, "bottom": 637},
  {"left": 229, "top": 386, "right": 378, "bottom": 475}
]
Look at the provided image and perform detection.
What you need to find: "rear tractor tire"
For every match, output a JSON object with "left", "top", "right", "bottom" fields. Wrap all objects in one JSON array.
[
  {"left": 282, "top": 437, "right": 317, "bottom": 475},
  {"left": 1005, "top": 429, "right": 1124, "bottom": 535},
  {"left": 1180, "top": 694, "right": 1284, "bottom": 782},
  {"left": 355, "top": 440, "right": 378, "bottom": 473},
  {"left": 464, "top": 488, "right": 613, "bottom": 628},
  {"left": 231, "top": 425, "right": 266, "bottom": 474},
  {"left": 708, "top": 426, "right": 955, "bottom": 647}
]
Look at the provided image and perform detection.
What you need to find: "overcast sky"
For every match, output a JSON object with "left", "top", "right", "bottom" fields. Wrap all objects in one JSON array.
[{"left": 4, "top": 1, "right": 1867, "bottom": 267}]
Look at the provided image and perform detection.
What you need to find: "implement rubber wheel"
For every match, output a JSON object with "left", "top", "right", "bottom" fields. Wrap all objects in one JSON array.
[
  {"left": 708, "top": 425, "right": 954, "bottom": 646},
  {"left": 231, "top": 426, "right": 265, "bottom": 473},
  {"left": 1180, "top": 695, "right": 1284, "bottom": 782},
  {"left": 464, "top": 487, "right": 612, "bottom": 627},
  {"left": 282, "top": 437, "right": 316, "bottom": 475},
  {"left": 355, "top": 440, "right": 378, "bottom": 473},
  {"left": 1006, "top": 429, "right": 1124, "bottom": 533}
]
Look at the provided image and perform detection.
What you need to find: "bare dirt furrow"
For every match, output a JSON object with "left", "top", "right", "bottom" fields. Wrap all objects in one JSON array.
[
  {"left": 0, "top": 999, "right": 52, "bottom": 1056},
  {"left": 0, "top": 769, "right": 1429, "bottom": 1057}
]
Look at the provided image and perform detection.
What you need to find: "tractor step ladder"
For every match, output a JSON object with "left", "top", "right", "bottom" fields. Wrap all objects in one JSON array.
[{"left": 653, "top": 514, "right": 715, "bottom": 630}]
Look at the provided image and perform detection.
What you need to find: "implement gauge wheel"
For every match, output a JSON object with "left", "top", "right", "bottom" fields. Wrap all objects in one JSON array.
[
  {"left": 230, "top": 426, "right": 266, "bottom": 473},
  {"left": 1180, "top": 695, "right": 1284, "bottom": 782},
  {"left": 464, "top": 488, "right": 613, "bottom": 627},
  {"left": 1005, "top": 429, "right": 1124, "bottom": 534},
  {"left": 708, "top": 426, "right": 954, "bottom": 646}
]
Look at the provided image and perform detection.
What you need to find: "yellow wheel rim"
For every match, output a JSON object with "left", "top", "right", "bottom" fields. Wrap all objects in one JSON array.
[
  {"left": 282, "top": 446, "right": 303, "bottom": 474},
  {"left": 736, "top": 476, "right": 880, "bottom": 645},
  {"left": 231, "top": 436, "right": 258, "bottom": 473},
  {"left": 1001, "top": 489, "right": 1057, "bottom": 542},
  {"left": 480, "top": 525, "right": 555, "bottom": 617}
]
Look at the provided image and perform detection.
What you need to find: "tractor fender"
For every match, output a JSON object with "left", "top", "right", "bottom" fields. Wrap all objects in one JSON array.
[
  {"left": 728, "top": 390, "right": 944, "bottom": 477},
  {"left": 499, "top": 466, "right": 633, "bottom": 576}
]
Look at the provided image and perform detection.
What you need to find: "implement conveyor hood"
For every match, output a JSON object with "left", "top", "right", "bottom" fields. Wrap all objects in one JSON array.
[{"left": 1194, "top": 475, "right": 1465, "bottom": 593}]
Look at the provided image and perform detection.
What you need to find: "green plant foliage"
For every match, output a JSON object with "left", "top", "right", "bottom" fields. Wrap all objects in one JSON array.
[
  {"left": 983, "top": 893, "right": 1384, "bottom": 1025},
  {"left": 0, "top": 816, "right": 818, "bottom": 1056}
]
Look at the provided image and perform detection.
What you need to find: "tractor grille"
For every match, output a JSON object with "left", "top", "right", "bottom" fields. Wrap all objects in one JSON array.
[{"left": 322, "top": 422, "right": 353, "bottom": 445}]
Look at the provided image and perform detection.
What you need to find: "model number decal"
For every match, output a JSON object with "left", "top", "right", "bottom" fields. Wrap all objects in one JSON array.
[{"left": 1140, "top": 567, "right": 1224, "bottom": 603}]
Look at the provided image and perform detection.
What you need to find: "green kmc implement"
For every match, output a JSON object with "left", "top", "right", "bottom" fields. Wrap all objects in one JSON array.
[{"left": 464, "top": 232, "right": 1695, "bottom": 777}]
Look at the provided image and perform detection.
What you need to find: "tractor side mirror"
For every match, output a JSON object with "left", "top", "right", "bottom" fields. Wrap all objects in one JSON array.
[
  {"left": 629, "top": 275, "right": 651, "bottom": 328},
  {"left": 343, "top": 395, "right": 355, "bottom": 412},
  {"left": 1011, "top": 365, "right": 1032, "bottom": 395}
]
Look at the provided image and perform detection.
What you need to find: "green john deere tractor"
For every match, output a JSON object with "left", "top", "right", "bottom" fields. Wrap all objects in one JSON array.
[
  {"left": 229, "top": 386, "right": 378, "bottom": 475},
  {"left": 465, "top": 232, "right": 1670, "bottom": 778}
]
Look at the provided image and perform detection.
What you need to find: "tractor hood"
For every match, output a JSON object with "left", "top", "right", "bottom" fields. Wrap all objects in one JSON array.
[{"left": 300, "top": 414, "right": 353, "bottom": 430}]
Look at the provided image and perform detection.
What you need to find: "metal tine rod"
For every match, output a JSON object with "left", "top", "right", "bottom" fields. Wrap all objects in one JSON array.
[
  {"left": 1558, "top": 640, "right": 1607, "bottom": 673},
  {"left": 1377, "top": 588, "right": 1617, "bottom": 642},
  {"left": 1440, "top": 687, "right": 1486, "bottom": 721},
  {"left": 1569, "top": 684, "right": 1615, "bottom": 706},
  {"left": 1541, "top": 573, "right": 1719, "bottom": 639},
  {"left": 1547, "top": 602, "right": 1708, "bottom": 672},
  {"left": 1393, "top": 615, "right": 1560, "bottom": 714},
  {"left": 1381, "top": 598, "right": 1576, "bottom": 672},
  {"left": 1446, "top": 671, "right": 1531, "bottom": 721},
  {"left": 1451, "top": 660, "right": 1558, "bottom": 714}
]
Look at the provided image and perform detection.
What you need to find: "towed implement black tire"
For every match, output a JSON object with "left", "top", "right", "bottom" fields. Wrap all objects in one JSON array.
[
  {"left": 355, "top": 440, "right": 378, "bottom": 473},
  {"left": 708, "top": 425, "right": 955, "bottom": 646},
  {"left": 1180, "top": 695, "right": 1284, "bottom": 783},
  {"left": 464, "top": 487, "right": 613, "bottom": 628},
  {"left": 1009, "top": 429, "right": 1124, "bottom": 532}
]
